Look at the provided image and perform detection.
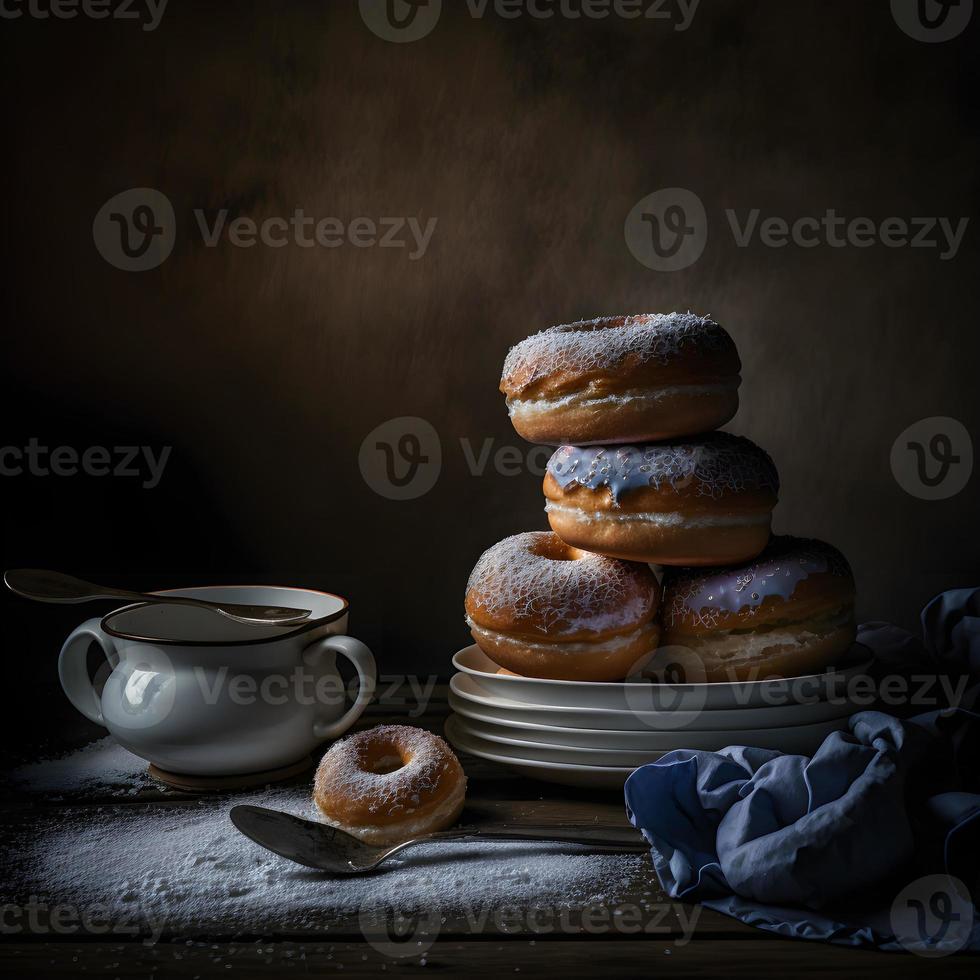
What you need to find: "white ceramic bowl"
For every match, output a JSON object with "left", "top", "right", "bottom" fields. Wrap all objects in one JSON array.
[
  {"left": 452, "top": 644, "right": 872, "bottom": 711},
  {"left": 444, "top": 716, "right": 635, "bottom": 790}
]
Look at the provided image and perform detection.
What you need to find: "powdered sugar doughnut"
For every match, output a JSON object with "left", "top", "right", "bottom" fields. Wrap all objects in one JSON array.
[
  {"left": 313, "top": 725, "right": 466, "bottom": 845},
  {"left": 464, "top": 531, "right": 661, "bottom": 681},
  {"left": 661, "top": 536, "right": 857, "bottom": 681},
  {"left": 544, "top": 433, "right": 779, "bottom": 566},
  {"left": 500, "top": 313, "right": 740, "bottom": 445}
]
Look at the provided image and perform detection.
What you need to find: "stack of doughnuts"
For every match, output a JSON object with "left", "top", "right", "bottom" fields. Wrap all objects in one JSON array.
[{"left": 465, "top": 312, "right": 857, "bottom": 683}]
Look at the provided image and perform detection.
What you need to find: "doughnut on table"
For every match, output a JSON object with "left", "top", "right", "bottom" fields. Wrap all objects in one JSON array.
[{"left": 0, "top": 686, "right": 973, "bottom": 979}]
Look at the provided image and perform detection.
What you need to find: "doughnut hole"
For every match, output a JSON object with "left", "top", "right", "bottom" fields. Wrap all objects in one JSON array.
[{"left": 527, "top": 534, "right": 585, "bottom": 563}]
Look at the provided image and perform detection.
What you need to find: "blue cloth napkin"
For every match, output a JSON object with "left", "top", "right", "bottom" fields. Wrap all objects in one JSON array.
[{"left": 625, "top": 588, "right": 980, "bottom": 952}]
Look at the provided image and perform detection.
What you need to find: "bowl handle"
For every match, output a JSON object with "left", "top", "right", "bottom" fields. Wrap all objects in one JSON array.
[
  {"left": 303, "top": 635, "right": 377, "bottom": 741},
  {"left": 58, "top": 617, "right": 116, "bottom": 726}
]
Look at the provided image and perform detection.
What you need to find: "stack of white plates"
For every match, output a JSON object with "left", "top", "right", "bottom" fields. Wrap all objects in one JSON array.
[{"left": 445, "top": 644, "right": 873, "bottom": 790}]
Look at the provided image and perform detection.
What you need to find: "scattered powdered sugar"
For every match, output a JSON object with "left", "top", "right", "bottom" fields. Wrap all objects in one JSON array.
[
  {"left": 662, "top": 536, "right": 854, "bottom": 631},
  {"left": 500, "top": 312, "right": 735, "bottom": 395},
  {"left": 465, "top": 532, "right": 657, "bottom": 635},
  {"left": 3, "top": 782, "right": 649, "bottom": 935},
  {"left": 547, "top": 434, "right": 780, "bottom": 504},
  {"left": 7, "top": 736, "right": 157, "bottom": 799}
]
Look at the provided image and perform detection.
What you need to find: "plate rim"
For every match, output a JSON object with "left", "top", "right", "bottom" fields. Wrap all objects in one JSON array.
[
  {"left": 450, "top": 713, "right": 672, "bottom": 757},
  {"left": 449, "top": 687, "right": 854, "bottom": 740},
  {"left": 448, "top": 694, "right": 857, "bottom": 739},
  {"left": 450, "top": 672, "right": 863, "bottom": 722},
  {"left": 444, "top": 715, "right": 639, "bottom": 774},
  {"left": 453, "top": 643, "right": 873, "bottom": 692}
]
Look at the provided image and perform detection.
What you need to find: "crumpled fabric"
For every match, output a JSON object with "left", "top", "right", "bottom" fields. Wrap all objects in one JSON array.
[{"left": 625, "top": 588, "right": 980, "bottom": 951}]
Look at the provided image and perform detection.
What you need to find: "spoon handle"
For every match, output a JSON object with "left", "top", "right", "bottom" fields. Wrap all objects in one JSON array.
[
  {"left": 430, "top": 829, "right": 649, "bottom": 850},
  {"left": 375, "top": 828, "right": 649, "bottom": 866},
  {"left": 4, "top": 569, "right": 312, "bottom": 626}
]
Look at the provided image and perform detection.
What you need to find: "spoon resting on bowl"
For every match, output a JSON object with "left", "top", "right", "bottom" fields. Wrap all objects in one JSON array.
[{"left": 4, "top": 569, "right": 312, "bottom": 628}]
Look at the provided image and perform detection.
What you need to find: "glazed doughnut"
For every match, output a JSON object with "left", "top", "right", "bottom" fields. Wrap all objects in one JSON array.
[
  {"left": 500, "top": 313, "right": 740, "bottom": 445},
  {"left": 464, "top": 531, "right": 661, "bottom": 681},
  {"left": 544, "top": 433, "right": 778, "bottom": 566},
  {"left": 313, "top": 725, "right": 466, "bottom": 845},
  {"left": 661, "top": 536, "right": 857, "bottom": 682}
]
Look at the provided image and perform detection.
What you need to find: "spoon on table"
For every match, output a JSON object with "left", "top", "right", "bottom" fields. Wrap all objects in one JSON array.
[
  {"left": 4, "top": 569, "right": 313, "bottom": 628},
  {"left": 230, "top": 805, "right": 650, "bottom": 875}
]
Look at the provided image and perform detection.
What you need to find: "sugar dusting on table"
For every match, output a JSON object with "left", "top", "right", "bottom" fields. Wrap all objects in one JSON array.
[
  {"left": 7, "top": 736, "right": 157, "bottom": 798},
  {"left": 2, "top": 742, "right": 651, "bottom": 937}
]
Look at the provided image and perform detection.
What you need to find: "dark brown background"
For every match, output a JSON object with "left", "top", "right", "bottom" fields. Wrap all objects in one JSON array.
[{"left": 1, "top": 0, "right": 977, "bottom": 727}]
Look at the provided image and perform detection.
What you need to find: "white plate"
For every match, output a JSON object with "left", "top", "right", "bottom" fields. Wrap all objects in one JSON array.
[
  {"left": 449, "top": 715, "right": 666, "bottom": 767},
  {"left": 451, "top": 710, "right": 850, "bottom": 759},
  {"left": 444, "top": 716, "right": 635, "bottom": 790},
  {"left": 452, "top": 644, "right": 872, "bottom": 711},
  {"left": 453, "top": 671, "right": 861, "bottom": 732},
  {"left": 450, "top": 673, "right": 861, "bottom": 733},
  {"left": 450, "top": 701, "right": 857, "bottom": 748}
]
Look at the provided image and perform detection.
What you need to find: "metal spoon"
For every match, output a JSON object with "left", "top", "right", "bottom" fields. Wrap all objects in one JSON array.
[
  {"left": 230, "top": 805, "right": 649, "bottom": 874},
  {"left": 4, "top": 569, "right": 312, "bottom": 627}
]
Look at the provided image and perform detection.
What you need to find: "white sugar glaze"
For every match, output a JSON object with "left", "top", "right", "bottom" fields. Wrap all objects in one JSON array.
[
  {"left": 501, "top": 312, "right": 736, "bottom": 394},
  {"left": 465, "top": 532, "right": 657, "bottom": 635}
]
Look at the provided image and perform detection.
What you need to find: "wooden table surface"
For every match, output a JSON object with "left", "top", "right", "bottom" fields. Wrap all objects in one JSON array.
[{"left": 1, "top": 690, "right": 975, "bottom": 978}]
